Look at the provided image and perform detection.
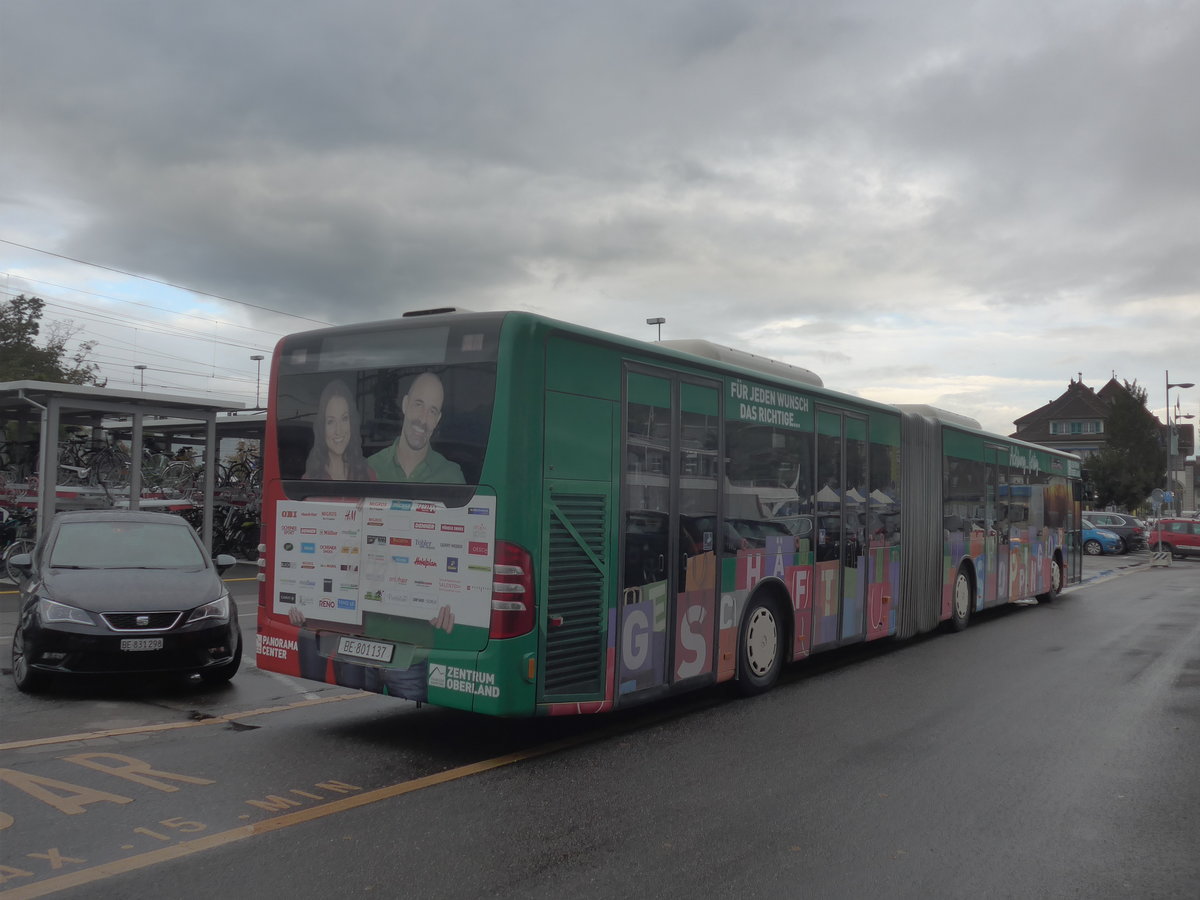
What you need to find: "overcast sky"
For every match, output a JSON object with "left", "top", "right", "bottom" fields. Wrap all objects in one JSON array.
[{"left": 3, "top": 0, "right": 1198, "bottom": 437}]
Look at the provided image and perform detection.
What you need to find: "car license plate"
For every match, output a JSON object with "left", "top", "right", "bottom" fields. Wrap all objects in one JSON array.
[
  {"left": 120, "top": 638, "right": 164, "bottom": 652},
  {"left": 336, "top": 636, "right": 394, "bottom": 663}
]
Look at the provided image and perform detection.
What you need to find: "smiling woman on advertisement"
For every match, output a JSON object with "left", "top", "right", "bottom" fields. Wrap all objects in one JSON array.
[{"left": 304, "top": 378, "right": 374, "bottom": 481}]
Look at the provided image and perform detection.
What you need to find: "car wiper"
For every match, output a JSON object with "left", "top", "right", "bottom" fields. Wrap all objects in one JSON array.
[{"left": 50, "top": 565, "right": 89, "bottom": 569}]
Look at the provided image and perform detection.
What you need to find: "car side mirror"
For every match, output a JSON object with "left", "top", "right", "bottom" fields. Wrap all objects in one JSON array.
[
  {"left": 214, "top": 553, "right": 237, "bottom": 574},
  {"left": 8, "top": 553, "right": 33, "bottom": 576}
]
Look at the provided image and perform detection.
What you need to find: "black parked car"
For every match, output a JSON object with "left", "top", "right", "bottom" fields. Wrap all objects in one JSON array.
[
  {"left": 9, "top": 510, "right": 240, "bottom": 693},
  {"left": 1081, "top": 511, "right": 1147, "bottom": 553}
]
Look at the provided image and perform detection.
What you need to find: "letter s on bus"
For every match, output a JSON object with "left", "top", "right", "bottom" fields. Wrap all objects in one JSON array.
[{"left": 676, "top": 605, "right": 707, "bottom": 679}]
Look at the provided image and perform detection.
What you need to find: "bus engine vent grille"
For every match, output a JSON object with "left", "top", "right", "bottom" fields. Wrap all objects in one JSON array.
[{"left": 544, "top": 492, "right": 607, "bottom": 697}]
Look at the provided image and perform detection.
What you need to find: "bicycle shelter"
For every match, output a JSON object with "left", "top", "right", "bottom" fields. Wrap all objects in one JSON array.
[{"left": 0, "top": 381, "right": 244, "bottom": 552}]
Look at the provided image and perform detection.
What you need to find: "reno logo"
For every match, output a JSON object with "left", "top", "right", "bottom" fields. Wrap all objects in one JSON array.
[
  {"left": 469, "top": 541, "right": 489, "bottom": 556},
  {"left": 414, "top": 557, "right": 438, "bottom": 568}
]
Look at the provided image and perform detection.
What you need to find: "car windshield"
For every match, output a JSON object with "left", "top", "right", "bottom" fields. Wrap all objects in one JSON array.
[{"left": 49, "top": 521, "right": 206, "bottom": 569}]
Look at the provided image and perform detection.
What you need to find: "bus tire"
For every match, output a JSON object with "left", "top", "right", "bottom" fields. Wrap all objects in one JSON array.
[
  {"left": 737, "top": 594, "right": 784, "bottom": 696},
  {"left": 946, "top": 565, "right": 972, "bottom": 632},
  {"left": 1036, "top": 553, "right": 1064, "bottom": 602}
]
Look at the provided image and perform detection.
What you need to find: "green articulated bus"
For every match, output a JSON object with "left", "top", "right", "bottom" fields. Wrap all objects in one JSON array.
[{"left": 256, "top": 309, "right": 1082, "bottom": 715}]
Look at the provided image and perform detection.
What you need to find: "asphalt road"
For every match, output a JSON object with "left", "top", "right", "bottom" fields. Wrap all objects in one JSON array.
[{"left": 1, "top": 552, "right": 1196, "bottom": 899}]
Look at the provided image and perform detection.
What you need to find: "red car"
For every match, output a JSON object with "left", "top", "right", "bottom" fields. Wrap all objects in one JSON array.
[{"left": 1147, "top": 518, "right": 1200, "bottom": 560}]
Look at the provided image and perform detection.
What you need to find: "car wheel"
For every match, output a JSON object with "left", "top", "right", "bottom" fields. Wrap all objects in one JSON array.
[
  {"left": 199, "top": 634, "right": 242, "bottom": 686},
  {"left": 736, "top": 594, "right": 784, "bottom": 696},
  {"left": 1118, "top": 537, "right": 1130, "bottom": 555},
  {"left": 11, "top": 626, "right": 47, "bottom": 694},
  {"left": 1083, "top": 539, "right": 1102, "bottom": 556}
]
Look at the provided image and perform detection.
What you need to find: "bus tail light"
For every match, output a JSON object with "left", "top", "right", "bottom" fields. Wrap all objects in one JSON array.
[{"left": 490, "top": 541, "right": 534, "bottom": 639}]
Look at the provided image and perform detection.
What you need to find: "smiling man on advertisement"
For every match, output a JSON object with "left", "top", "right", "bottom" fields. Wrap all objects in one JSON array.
[{"left": 367, "top": 371, "right": 465, "bottom": 484}]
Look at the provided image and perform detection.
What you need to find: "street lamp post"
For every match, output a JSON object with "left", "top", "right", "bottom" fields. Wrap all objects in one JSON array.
[
  {"left": 134, "top": 364, "right": 147, "bottom": 391},
  {"left": 251, "top": 355, "right": 265, "bottom": 408},
  {"left": 646, "top": 317, "right": 665, "bottom": 341},
  {"left": 1165, "top": 371, "right": 1194, "bottom": 519}
]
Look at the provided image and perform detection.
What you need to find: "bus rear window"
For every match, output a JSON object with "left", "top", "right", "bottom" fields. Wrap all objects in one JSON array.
[{"left": 275, "top": 320, "right": 499, "bottom": 485}]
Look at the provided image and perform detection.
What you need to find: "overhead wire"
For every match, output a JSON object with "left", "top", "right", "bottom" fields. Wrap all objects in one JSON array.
[{"left": 0, "top": 237, "right": 333, "bottom": 327}]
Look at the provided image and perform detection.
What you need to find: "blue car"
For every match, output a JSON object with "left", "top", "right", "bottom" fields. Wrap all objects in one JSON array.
[{"left": 1081, "top": 518, "right": 1122, "bottom": 556}]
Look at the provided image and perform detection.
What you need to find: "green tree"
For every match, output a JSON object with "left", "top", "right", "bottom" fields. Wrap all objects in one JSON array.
[
  {"left": 1082, "top": 380, "right": 1164, "bottom": 511},
  {"left": 0, "top": 295, "right": 98, "bottom": 384}
]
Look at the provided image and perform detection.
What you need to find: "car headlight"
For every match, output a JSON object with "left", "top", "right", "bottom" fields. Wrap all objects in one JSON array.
[
  {"left": 186, "top": 592, "right": 230, "bottom": 624},
  {"left": 38, "top": 597, "right": 96, "bottom": 626}
]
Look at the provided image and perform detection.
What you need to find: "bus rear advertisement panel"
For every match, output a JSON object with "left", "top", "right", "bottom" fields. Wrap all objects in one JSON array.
[{"left": 256, "top": 310, "right": 1081, "bottom": 717}]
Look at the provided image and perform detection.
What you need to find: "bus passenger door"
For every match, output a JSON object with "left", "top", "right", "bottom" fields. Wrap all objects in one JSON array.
[
  {"left": 991, "top": 446, "right": 1010, "bottom": 604},
  {"left": 813, "top": 408, "right": 868, "bottom": 647},
  {"left": 619, "top": 369, "right": 720, "bottom": 703}
]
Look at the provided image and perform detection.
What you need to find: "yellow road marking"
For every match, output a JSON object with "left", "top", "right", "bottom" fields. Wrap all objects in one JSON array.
[
  {"left": 0, "top": 693, "right": 371, "bottom": 752},
  {"left": 0, "top": 730, "right": 591, "bottom": 899}
]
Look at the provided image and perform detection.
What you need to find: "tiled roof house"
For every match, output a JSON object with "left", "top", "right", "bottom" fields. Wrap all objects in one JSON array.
[
  {"left": 1009, "top": 376, "right": 1129, "bottom": 458},
  {"left": 1011, "top": 375, "right": 1195, "bottom": 460}
]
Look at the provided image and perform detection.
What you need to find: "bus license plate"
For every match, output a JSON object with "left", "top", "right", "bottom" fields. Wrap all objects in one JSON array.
[
  {"left": 120, "top": 638, "right": 164, "bottom": 651},
  {"left": 337, "top": 636, "right": 395, "bottom": 663}
]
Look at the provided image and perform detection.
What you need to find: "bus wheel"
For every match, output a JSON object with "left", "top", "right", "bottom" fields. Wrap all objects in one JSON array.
[
  {"left": 737, "top": 595, "right": 784, "bottom": 696},
  {"left": 946, "top": 567, "right": 972, "bottom": 632},
  {"left": 1036, "top": 555, "right": 1063, "bottom": 603}
]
